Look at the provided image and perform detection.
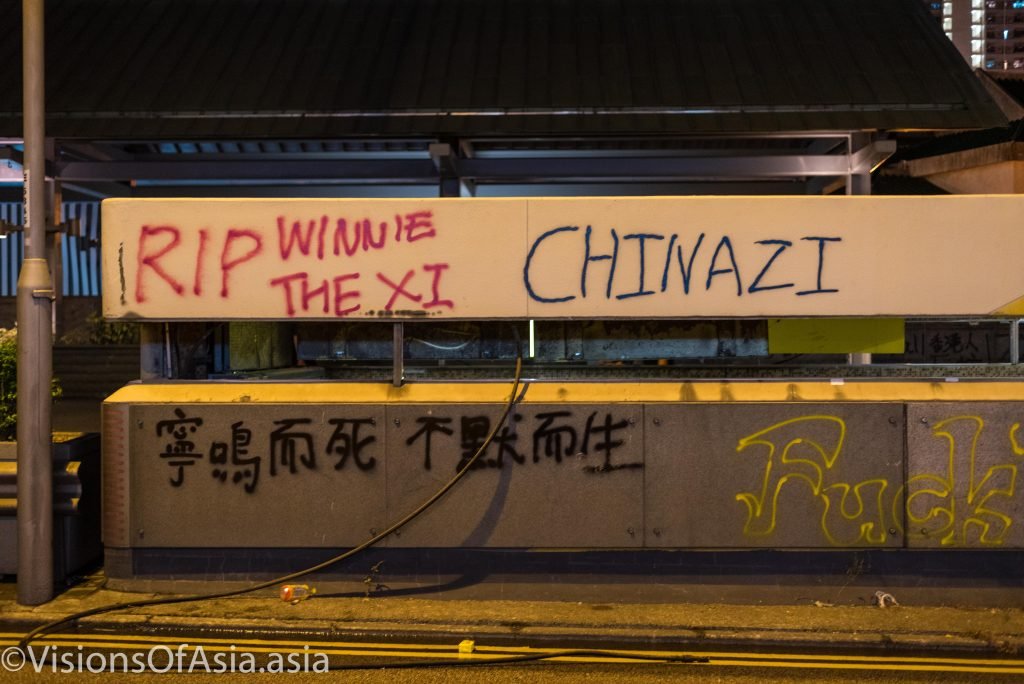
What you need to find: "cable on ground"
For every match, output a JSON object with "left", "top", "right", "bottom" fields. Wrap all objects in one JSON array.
[{"left": 18, "top": 354, "right": 524, "bottom": 654}]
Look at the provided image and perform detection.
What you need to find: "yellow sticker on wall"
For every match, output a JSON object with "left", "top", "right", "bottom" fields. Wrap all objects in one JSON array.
[{"left": 768, "top": 318, "right": 904, "bottom": 354}]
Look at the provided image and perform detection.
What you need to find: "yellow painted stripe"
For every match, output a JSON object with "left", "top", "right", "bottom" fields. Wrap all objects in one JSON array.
[
  {"left": 5, "top": 634, "right": 1024, "bottom": 670},
  {"left": 0, "top": 639, "right": 467, "bottom": 661},
  {"left": 104, "top": 379, "right": 1024, "bottom": 405},
  {"left": 473, "top": 644, "right": 1024, "bottom": 667},
  {"left": 3, "top": 640, "right": 1022, "bottom": 674},
  {"left": 708, "top": 660, "right": 1024, "bottom": 674},
  {"left": 0, "top": 632, "right": 450, "bottom": 651}
]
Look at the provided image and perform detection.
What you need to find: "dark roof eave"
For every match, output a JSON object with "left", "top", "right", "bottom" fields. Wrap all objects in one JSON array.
[{"left": 0, "top": 108, "right": 1007, "bottom": 140}]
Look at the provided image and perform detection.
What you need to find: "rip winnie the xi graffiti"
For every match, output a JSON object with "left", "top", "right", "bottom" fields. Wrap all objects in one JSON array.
[{"left": 105, "top": 196, "right": 1024, "bottom": 320}]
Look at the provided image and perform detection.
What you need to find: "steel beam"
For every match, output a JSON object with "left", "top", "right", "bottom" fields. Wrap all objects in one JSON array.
[
  {"left": 59, "top": 180, "right": 132, "bottom": 198},
  {"left": 130, "top": 183, "right": 439, "bottom": 198},
  {"left": 55, "top": 152, "right": 885, "bottom": 184},
  {"left": 55, "top": 159, "right": 439, "bottom": 182},
  {"left": 456, "top": 155, "right": 859, "bottom": 179},
  {"left": 850, "top": 140, "right": 897, "bottom": 174},
  {"left": 473, "top": 181, "right": 808, "bottom": 196}
]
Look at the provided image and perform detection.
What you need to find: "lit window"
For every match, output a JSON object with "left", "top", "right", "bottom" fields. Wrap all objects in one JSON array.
[
  {"left": 1015, "top": 0, "right": 1024, "bottom": 8},
  {"left": 987, "top": 59, "right": 998, "bottom": 68},
  {"left": 974, "top": 25, "right": 984, "bottom": 37},
  {"left": 973, "top": 54, "right": 985, "bottom": 67},
  {"left": 945, "top": 18, "right": 954, "bottom": 30},
  {"left": 1006, "top": 28, "right": 1013, "bottom": 38},
  {"left": 973, "top": 39, "right": 986, "bottom": 52}
]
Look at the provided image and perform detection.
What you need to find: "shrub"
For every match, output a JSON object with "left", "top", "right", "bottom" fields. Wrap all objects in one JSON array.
[
  {"left": 0, "top": 327, "right": 62, "bottom": 441},
  {"left": 59, "top": 311, "right": 139, "bottom": 345}
]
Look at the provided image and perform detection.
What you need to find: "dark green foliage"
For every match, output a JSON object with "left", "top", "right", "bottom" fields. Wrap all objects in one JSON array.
[
  {"left": 0, "top": 328, "right": 61, "bottom": 441},
  {"left": 59, "top": 312, "right": 139, "bottom": 345}
]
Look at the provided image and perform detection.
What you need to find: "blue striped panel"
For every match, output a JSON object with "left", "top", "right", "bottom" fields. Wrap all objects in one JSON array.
[
  {"left": 0, "top": 201, "right": 102, "bottom": 297},
  {"left": 0, "top": 203, "right": 24, "bottom": 297}
]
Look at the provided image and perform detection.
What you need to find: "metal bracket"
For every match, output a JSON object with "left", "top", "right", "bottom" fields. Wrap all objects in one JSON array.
[{"left": 31, "top": 288, "right": 55, "bottom": 301}]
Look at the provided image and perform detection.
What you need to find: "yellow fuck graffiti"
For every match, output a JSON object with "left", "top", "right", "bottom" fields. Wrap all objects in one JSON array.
[
  {"left": 734, "top": 413, "right": 1024, "bottom": 547},
  {"left": 734, "top": 416, "right": 890, "bottom": 546},
  {"left": 903, "top": 416, "right": 1017, "bottom": 546}
]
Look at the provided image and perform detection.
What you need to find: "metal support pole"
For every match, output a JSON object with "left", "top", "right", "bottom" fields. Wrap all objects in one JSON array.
[
  {"left": 847, "top": 173, "right": 871, "bottom": 196},
  {"left": 392, "top": 322, "right": 404, "bottom": 388},
  {"left": 17, "top": 0, "right": 55, "bottom": 605},
  {"left": 1011, "top": 319, "right": 1020, "bottom": 365}
]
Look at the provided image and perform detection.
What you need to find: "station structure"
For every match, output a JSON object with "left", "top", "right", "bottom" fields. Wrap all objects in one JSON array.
[{"left": 2, "top": 0, "right": 1024, "bottom": 601}]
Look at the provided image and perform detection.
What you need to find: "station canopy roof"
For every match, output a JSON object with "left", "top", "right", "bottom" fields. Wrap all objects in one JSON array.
[{"left": 0, "top": 0, "right": 1007, "bottom": 139}]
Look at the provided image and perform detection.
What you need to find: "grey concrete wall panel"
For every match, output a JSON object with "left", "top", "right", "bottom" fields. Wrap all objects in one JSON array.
[
  {"left": 130, "top": 404, "right": 387, "bottom": 547},
  {"left": 907, "top": 402, "right": 1024, "bottom": 548},
  {"left": 385, "top": 404, "right": 644, "bottom": 548},
  {"left": 645, "top": 404, "right": 904, "bottom": 548}
]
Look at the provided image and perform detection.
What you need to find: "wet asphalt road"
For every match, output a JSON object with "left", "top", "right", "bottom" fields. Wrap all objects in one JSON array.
[
  {"left": 2, "top": 638, "right": 1021, "bottom": 684},
  {"left": 2, "top": 662, "right": 1019, "bottom": 683}
]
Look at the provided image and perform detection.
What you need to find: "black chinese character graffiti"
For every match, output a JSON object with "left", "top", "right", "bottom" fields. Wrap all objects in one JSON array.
[
  {"left": 532, "top": 411, "right": 578, "bottom": 463},
  {"left": 455, "top": 414, "right": 524, "bottom": 471},
  {"left": 156, "top": 408, "right": 204, "bottom": 487},
  {"left": 326, "top": 418, "right": 377, "bottom": 471},
  {"left": 405, "top": 416, "right": 454, "bottom": 470},
  {"left": 269, "top": 418, "right": 316, "bottom": 476},
  {"left": 210, "top": 421, "right": 260, "bottom": 493},
  {"left": 580, "top": 412, "right": 641, "bottom": 473}
]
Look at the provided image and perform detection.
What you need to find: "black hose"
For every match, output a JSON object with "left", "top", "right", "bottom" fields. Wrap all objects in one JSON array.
[
  {"left": 18, "top": 354, "right": 524, "bottom": 653},
  {"left": 326, "top": 649, "right": 708, "bottom": 670}
]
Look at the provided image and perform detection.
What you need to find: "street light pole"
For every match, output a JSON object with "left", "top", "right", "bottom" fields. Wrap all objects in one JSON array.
[{"left": 18, "top": 0, "right": 54, "bottom": 605}]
